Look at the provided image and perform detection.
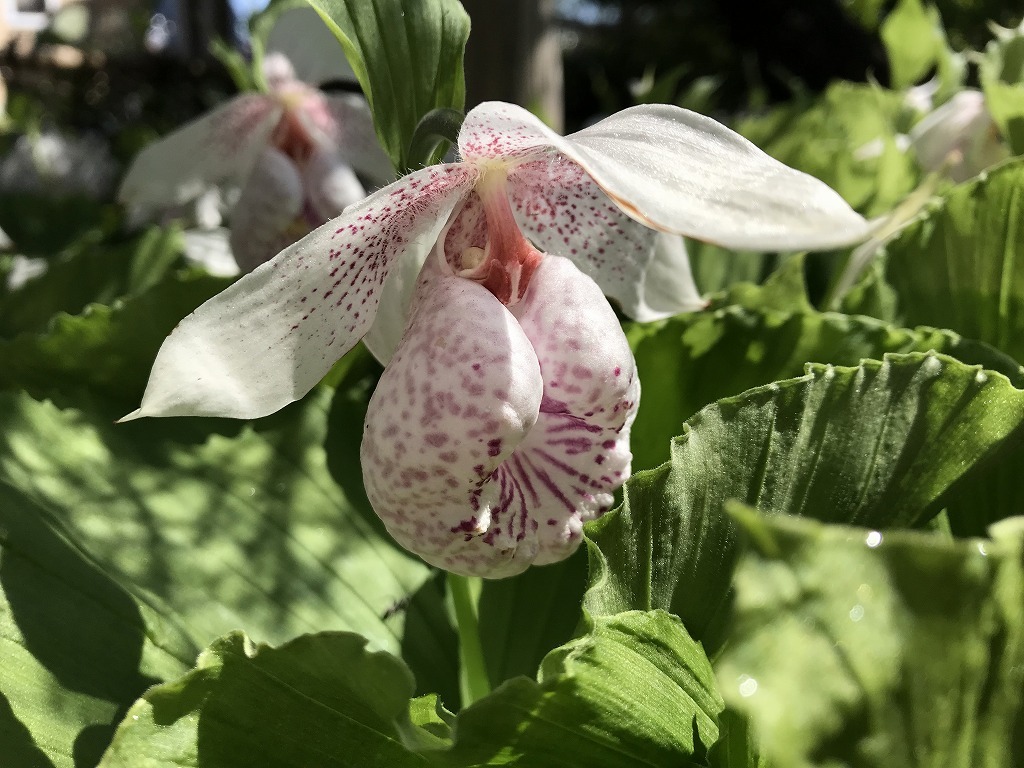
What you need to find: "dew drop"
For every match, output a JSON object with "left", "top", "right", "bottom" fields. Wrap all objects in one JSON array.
[
  {"left": 737, "top": 674, "right": 758, "bottom": 698},
  {"left": 865, "top": 530, "right": 882, "bottom": 548},
  {"left": 849, "top": 604, "right": 865, "bottom": 622}
]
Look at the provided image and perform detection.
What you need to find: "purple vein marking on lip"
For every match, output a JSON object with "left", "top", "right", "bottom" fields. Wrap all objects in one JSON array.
[
  {"left": 509, "top": 453, "right": 540, "bottom": 507},
  {"left": 519, "top": 451, "right": 576, "bottom": 514}
]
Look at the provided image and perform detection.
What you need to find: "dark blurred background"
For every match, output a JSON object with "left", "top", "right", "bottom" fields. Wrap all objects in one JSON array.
[{"left": 1, "top": 0, "right": 1021, "bottom": 159}]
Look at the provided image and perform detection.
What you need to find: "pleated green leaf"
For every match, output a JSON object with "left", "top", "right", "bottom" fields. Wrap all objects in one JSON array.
[
  {"left": 439, "top": 611, "right": 721, "bottom": 768},
  {"left": 627, "top": 301, "right": 1022, "bottom": 474},
  {"left": 586, "top": 353, "right": 1024, "bottom": 650},
  {"left": 871, "top": 157, "right": 1024, "bottom": 534}
]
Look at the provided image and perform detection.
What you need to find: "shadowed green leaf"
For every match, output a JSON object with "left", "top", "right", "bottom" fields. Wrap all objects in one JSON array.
[
  {"left": 0, "top": 270, "right": 230, "bottom": 411},
  {"left": 0, "top": 226, "right": 189, "bottom": 338}
]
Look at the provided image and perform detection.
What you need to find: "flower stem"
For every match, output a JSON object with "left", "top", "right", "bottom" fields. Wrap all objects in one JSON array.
[{"left": 448, "top": 572, "right": 491, "bottom": 707}]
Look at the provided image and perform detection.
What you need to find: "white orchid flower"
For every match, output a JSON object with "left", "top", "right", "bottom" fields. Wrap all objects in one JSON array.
[
  {"left": 118, "top": 53, "right": 393, "bottom": 272},
  {"left": 909, "top": 89, "right": 1009, "bottom": 183},
  {"left": 123, "top": 101, "right": 868, "bottom": 576}
]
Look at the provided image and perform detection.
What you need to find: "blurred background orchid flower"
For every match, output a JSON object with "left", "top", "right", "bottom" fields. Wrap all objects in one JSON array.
[
  {"left": 117, "top": 51, "right": 393, "bottom": 273},
  {"left": 909, "top": 89, "right": 1009, "bottom": 182}
]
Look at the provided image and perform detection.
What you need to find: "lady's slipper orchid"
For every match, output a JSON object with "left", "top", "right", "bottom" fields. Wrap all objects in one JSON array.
[
  {"left": 124, "top": 101, "right": 869, "bottom": 576},
  {"left": 118, "top": 53, "right": 392, "bottom": 271}
]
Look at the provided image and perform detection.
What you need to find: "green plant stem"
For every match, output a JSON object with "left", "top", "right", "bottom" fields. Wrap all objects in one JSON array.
[{"left": 448, "top": 572, "right": 490, "bottom": 706}]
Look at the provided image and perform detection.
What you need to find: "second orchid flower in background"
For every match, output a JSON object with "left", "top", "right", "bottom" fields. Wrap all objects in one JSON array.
[{"left": 118, "top": 52, "right": 393, "bottom": 272}]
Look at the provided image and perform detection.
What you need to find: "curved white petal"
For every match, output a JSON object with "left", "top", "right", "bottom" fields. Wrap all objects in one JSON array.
[
  {"left": 460, "top": 101, "right": 870, "bottom": 251},
  {"left": 508, "top": 155, "right": 702, "bottom": 320},
  {"left": 639, "top": 233, "right": 706, "bottom": 318},
  {"left": 118, "top": 94, "right": 282, "bottom": 210},
  {"left": 182, "top": 228, "right": 240, "bottom": 277},
  {"left": 507, "top": 255, "right": 639, "bottom": 566},
  {"left": 363, "top": 189, "right": 485, "bottom": 366},
  {"left": 229, "top": 147, "right": 305, "bottom": 273},
  {"left": 303, "top": 147, "right": 367, "bottom": 222},
  {"left": 361, "top": 260, "right": 545, "bottom": 578},
  {"left": 298, "top": 92, "right": 394, "bottom": 187},
  {"left": 123, "top": 164, "right": 475, "bottom": 420}
]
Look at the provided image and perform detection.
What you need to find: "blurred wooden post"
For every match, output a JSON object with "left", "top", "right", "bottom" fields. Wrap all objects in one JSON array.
[
  {"left": 461, "top": 0, "right": 563, "bottom": 132},
  {"left": 176, "top": 0, "right": 234, "bottom": 60}
]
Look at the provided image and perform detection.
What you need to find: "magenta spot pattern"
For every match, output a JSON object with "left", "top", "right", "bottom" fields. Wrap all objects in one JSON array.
[
  {"left": 508, "top": 155, "right": 657, "bottom": 313},
  {"left": 458, "top": 102, "right": 557, "bottom": 162},
  {"left": 361, "top": 258, "right": 545, "bottom": 578},
  {"left": 244, "top": 163, "right": 474, "bottom": 399}
]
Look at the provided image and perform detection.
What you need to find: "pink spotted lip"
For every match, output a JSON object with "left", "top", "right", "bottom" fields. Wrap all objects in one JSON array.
[{"left": 361, "top": 170, "right": 638, "bottom": 577}]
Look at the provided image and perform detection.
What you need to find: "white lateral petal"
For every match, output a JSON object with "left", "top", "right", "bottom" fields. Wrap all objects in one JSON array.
[
  {"left": 461, "top": 101, "right": 870, "bottom": 251},
  {"left": 229, "top": 147, "right": 305, "bottom": 273},
  {"left": 639, "top": 233, "right": 706, "bottom": 319},
  {"left": 508, "top": 255, "right": 639, "bottom": 566},
  {"left": 118, "top": 93, "right": 282, "bottom": 209},
  {"left": 361, "top": 259, "right": 545, "bottom": 578},
  {"left": 508, "top": 155, "right": 701, "bottom": 320},
  {"left": 124, "top": 164, "right": 475, "bottom": 420}
]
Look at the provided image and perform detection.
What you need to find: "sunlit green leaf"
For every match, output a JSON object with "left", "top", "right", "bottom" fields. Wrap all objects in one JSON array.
[
  {"left": 717, "top": 508, "right": 1024, "bottom": 768},
  {"left": 882, "top": 0, "right": 962, "bottom": 92},
  {"left": 0, "top": 388, "right": 430, "bottom": 652},
  {"left": 979, "top": 20, "right": 1024, "bottom": 154},
  {"left": 738, "top": 82, "right": 918, "bottom": 218}
]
